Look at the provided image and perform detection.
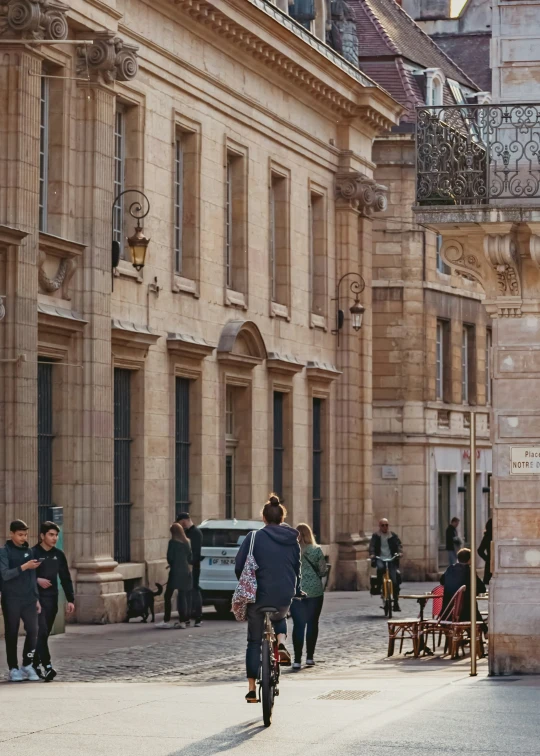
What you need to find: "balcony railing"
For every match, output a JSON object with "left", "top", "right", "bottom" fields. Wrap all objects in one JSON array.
[{"left": 416, "top": 103, "right": 540, "bottom": 205}]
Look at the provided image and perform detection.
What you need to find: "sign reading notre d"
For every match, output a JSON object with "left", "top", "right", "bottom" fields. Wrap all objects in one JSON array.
[{"left": 511, "top": 447, "right": 540, "bottom": 474}]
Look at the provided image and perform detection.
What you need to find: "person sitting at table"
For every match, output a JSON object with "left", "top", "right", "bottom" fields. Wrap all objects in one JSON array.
[{"left": 440, "top": 548, "right": 486, "bottom": 628}]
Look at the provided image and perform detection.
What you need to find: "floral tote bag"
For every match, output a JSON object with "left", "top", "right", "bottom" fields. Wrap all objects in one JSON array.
[{"left": 232, "top": 531, "right": 258, "bottom": 622}]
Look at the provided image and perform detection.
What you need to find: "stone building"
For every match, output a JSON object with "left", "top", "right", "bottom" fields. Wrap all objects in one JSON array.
[
  {"left": 415, "top": 0, "right": 540, "bottom": 672},
  {"left": 0, "top": 0, "right": 400, "bottom": 622},
  {"left": 349, "top": 0, "right": 492, "bottom": 578}
]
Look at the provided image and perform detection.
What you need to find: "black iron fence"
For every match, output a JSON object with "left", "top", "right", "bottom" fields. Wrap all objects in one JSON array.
[{"left": 416, "top": 103, "right": 540, "bottom": 205}]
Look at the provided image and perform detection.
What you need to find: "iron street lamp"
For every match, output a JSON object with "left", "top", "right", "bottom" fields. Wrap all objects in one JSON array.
[
  {"left": 332, "top": 272, "right": 366, "bottom": 346},
  {"left": 111, "top": 189, "right": 151, "bottom": 276}
]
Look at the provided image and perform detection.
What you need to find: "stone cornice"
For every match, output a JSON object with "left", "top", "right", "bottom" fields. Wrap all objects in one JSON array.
[
  {"left": 77, "top": 30, "right": 139, "bottom": 84},
  {"left": 336, "top": 171, "right": 388, "bottom": 215},
  {"left": 172, "top": 0, "right": 399, "bottom": 126}
]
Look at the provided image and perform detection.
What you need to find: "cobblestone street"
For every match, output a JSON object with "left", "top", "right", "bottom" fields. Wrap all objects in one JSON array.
[{"left": 1, "top": 584, "right": 433, "bottom": 684}]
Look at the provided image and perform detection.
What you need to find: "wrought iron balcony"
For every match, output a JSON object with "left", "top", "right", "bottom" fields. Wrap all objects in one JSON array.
[{"left": 416, "top": 103, "right": 540, "bottom": 205}]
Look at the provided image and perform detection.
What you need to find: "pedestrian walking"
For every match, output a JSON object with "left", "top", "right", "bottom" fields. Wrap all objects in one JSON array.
[
  {"left": 33, "top": 521, "right": 75, "bottom": 681},
  {"left": 477, "top": 517, "right": 493, "bottom": 585},
  {"left": 157, "top": 523, "right": 192, "bottom": 629},
  {"left": 290, "top": 523, "right": 327, "bottom": 672},
  {"left": 0, "top": 520, "right": 41, "bottom": 681},
  {"left": 445, "top": 517, "right": 462, "bottom": 566},
  {"left": 176, "top": 512, "right": 203, "bottom": 627}
]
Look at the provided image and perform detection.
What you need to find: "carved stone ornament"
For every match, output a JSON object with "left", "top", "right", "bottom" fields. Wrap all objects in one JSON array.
[
  {"left": 0, "top": 0, "right": 69, "bottom": 40},
  {"left": 38, "top": 248, "right": 76, "bottom": 300},
  {"left": 441, "top": 238, "right": 483, "bottom": 284},
  {"left": 335, "top": 172, "right": 388, "bottom": 215},
  {"left": 77, "top": 30, "right": 138, "bottom": 84},
  {"left": 483, "top": 233, "right": 521, "bottom": 298}
]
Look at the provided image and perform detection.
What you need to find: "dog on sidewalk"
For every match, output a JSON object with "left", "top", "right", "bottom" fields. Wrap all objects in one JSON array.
[{"left": 126, "top": 583, "right": 164, "bottom": 623}]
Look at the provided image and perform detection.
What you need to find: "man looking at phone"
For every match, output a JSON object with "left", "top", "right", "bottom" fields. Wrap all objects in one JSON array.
[
  {"left": 0, "top": 520, "right": 41, "bottom": 681},
  {"left": 33, "top": 521, "right": 75, "bottom": 681}
]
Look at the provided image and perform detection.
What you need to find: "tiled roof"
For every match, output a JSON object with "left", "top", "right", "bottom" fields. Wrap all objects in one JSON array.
[
  {"left": 433, "top": 33, "right": 491, "bottom": 92},
  {"left": 351, "top": 0, "right": 479, "bottom": 89},
  {"left": 359, "top": 59, "right": 423, "bottom": 122}
]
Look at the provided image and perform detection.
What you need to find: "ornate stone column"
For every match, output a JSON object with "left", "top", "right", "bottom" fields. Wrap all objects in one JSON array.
[
  {"left": 334, "top": 171, "right": 387, "bottom": 589},
  {"left": 436, "top": 217, "right": 540, "bottom": 673},
  {"left": 0, "top": 2, "right": 69, "bottom": 539},
  {"left": 72, "top": 33, "right": 138, "bottom": 622}
]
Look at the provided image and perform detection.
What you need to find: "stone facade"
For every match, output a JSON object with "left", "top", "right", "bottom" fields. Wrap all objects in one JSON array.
[
  {"left": 0, "top": 0, "right": 400, "bottom": 622},
  {"left": 414, "top": 0, "right": 540, "bottom": 675},
  {"left": 373, "top": 135, "right": 491, "bottom": 580}
]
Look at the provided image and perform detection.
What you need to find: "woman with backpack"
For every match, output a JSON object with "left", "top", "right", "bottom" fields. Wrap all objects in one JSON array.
[{"left": 291, "top": 523, "right": 327, "bottom": 671}]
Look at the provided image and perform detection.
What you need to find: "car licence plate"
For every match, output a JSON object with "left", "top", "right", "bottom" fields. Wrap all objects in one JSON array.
[{"left": 209, "top": 557, "right": 235, "bottom": 565}]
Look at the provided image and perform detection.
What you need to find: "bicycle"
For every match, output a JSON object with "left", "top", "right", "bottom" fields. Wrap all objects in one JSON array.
[
  {"left": 369, "top": 555, "right": 399, "bottom": 619},
  {"left": 257, "top": 605, "right": 281, "bottom": 727}
]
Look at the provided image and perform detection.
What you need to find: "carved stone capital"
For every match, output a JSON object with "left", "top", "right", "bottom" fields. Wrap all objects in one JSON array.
[
  {"left": 0, "top": 0, "right": 69, "bottom": 40},
  {"left": 526, "top": 223, "right": 540, "bottom": 270},
  {"left": 483, "top": 231, "right": 521, "bottom": 300},
  {"left": 77, "top": 31, "right": 139, "bottom": 85},
  {"left": 335, "top": 172, "right": 388, "bottom": 215}
]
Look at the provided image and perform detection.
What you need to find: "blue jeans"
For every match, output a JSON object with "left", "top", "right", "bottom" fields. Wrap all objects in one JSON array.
[
  {"left": 246, "top": 603, "right": 288, "bottom": 679},
  {"left": 448, "top": 550, "right": 458, "bottom": 566},
  {"left": 291, "top": 595, "right": 324, "bottom": 663}
]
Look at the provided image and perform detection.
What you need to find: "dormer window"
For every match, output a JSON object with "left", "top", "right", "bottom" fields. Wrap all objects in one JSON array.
[{"left": 425, "top": 68, "right": 445, "bottom": 107}]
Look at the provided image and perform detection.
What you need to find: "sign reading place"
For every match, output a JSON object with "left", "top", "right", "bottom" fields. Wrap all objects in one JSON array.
[{"left": 511, "top": 447, "right": 540, "bottom": 474}]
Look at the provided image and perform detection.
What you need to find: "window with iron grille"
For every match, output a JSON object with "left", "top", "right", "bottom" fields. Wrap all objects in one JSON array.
[
  {"left": 114, "top": 368, "right": 132, "bottom": 563},
  {"left": 113, "top": 107, "right": 125, "bottom": 257},
  {"left": 273, "top": 392, "right": 284, "bottom": 498},
  {"left": 312, "top": 397, "right": 323, "bottom": 542},
  {"left": 174, "top": 137, "right": 184, "bottom": 274},
  {"left": 38, "top": 360, "right": 54, "bottom": 526},
  {"left": 175, "top": 377, "right": 190, "bottom": 514},
  {"left": 39, "top": 75, "right": 49, "bottom": 233}
]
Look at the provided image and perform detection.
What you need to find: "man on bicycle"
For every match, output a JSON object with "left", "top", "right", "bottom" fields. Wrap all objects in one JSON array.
[{"left": 369, "top": 519, "right": 403, "bottom": 613}]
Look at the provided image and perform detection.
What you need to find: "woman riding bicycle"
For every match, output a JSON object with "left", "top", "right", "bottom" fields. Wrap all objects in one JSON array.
[{"left": 235, "top": 493, "right": 301, "bottom": 703}]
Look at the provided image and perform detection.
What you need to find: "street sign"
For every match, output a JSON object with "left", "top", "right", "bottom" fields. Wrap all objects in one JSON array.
[
  {"left": 511, "top": 447, "right": 540, "bottom": 474},
  {"left": 382, "top": 465, "right": 398, "bottom": 479}
]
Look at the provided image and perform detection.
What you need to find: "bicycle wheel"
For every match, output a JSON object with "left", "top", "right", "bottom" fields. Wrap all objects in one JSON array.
[{"left": 261, "top": 639, "right": 274, "bottom": 727}]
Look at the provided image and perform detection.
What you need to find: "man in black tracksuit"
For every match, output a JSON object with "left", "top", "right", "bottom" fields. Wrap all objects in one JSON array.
[
  {"left": 176, "top": 513, "right": 203, "bottom": 626},
  {"left": 0, "top": 519, "right": 41, "bottom": 681},
  {"left": 33, "top": 521, "right": 75, "bottom": 681}
]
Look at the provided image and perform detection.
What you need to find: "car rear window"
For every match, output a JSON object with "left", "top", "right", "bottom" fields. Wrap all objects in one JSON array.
[{"left": 201, "top": 529, "right": 253, "bottom": 548}]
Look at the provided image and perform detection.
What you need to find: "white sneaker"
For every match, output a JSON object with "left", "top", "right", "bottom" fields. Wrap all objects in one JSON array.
[
  {"left": 156, "top": 622, "right": 173, "bottom": 629},
  {"left": 8, "top": 668, "right": 23, "bottom": 682},
  {"left": 21, "top": 664, "right": 40, "bottom": 681},
  {"left": 306, "top": 659, "right": 316, "bottom": 667},
  {"left": 292, "top": 662, "right": 302, "bottom": 672},
  {"left": 174, "top": 622, "right": 186, "bottom": 629}
]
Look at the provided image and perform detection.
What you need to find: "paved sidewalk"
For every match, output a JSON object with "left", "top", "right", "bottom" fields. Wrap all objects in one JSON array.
[{"left": 1, "top": 658, "right": 536, "bottom": 755}]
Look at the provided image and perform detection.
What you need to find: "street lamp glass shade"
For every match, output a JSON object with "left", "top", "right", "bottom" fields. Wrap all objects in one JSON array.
[
  {"left": 349, "top": 300, "right": 365, "bottom": 331},
  {"left": 128, "top": 224, "right": 150, "bottom": 272}
]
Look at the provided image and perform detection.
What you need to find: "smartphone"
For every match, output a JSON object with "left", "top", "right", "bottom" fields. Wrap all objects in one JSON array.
[{"left": 37, "top": 558, "right": 46, "bottom": 563}]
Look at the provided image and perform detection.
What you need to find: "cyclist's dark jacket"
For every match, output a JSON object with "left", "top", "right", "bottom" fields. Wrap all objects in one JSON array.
[
  {"left": 235, "top": 523, "right": 301, "bottom": 608},
  {"left": 368, "top": 532, "right": 402, "bottom": 559}
]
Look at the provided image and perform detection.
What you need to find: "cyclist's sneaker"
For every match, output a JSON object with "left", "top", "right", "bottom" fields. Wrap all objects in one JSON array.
[
  {"left": 305, "top": 659, "right": 316, "bottom": 667},
  {"left": 245, "top": 691, "right": 259, "bottom": 703},
  {"left": 393, "top": 602, "right": 401, "bottom": 612},
  {"left": 292, "top": 662, "right": 301, "bottom": 672},
  {"left": 278, "top": 644, "right": 291, "bottom": 666}
]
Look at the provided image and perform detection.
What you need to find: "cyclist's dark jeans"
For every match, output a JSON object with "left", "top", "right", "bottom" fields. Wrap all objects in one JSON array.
[
  {"left": 376, "top": 559, "right": 400, "bottom": 600},
  {"left": 246, "top": 603, "right": 289, "bottom": 679},
  {"left": 291, "top": 595, "right": 324, "bottom": 662}
]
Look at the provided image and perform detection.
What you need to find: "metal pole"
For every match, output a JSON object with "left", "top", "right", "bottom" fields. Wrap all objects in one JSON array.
[{"left": 470, "top": 411, "right": 477, "bottom": 676}]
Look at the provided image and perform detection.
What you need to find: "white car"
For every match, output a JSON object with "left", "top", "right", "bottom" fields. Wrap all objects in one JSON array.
[{"left": 199, "top": 518, "right": 264, "bottom": 616}]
